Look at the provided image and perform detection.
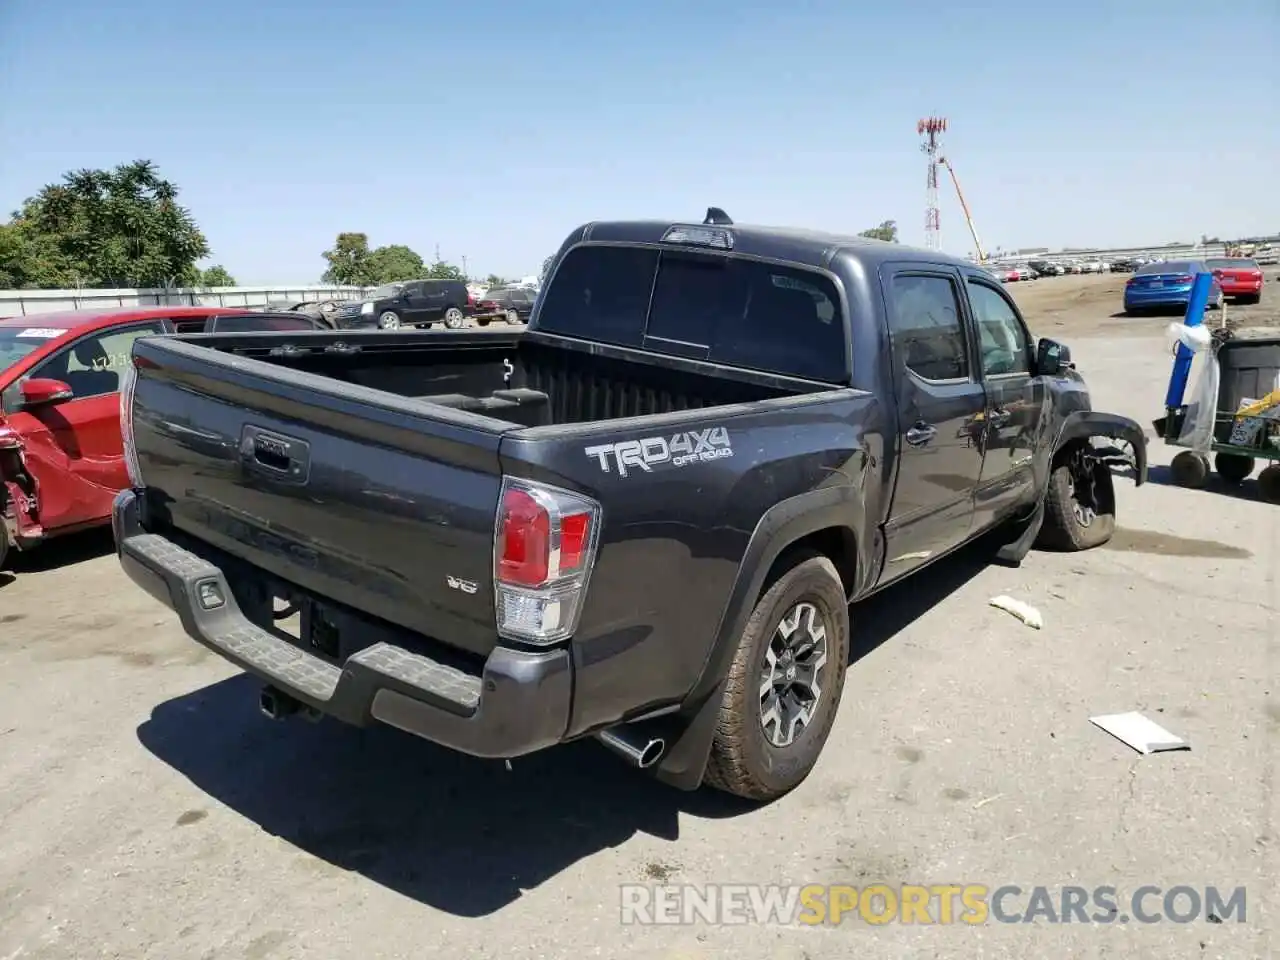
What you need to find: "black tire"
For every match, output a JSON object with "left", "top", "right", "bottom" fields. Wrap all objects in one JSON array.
[
  {"left": 1258, "top": 465, "right": 1280, "bottom": 504},
  {"left": 377, "top": 310, "right": 401, "bottom": 330},
  {"left": 1240, "top": 294, "right": 1261, "bottom": 305},
  {"left": 703, "top": 551, "right": 849, "bottom": 802},
  {"left": 1170, "top": 450, "right": 1209, "bottom": 488},
  {"left": 443, "top": 307, "right": 465, "bottom": 329},
  {"left": 1214, "top": 453, "right": 1254, "bottom": 484},
  {"left": 477, "top": 319, "right": 490, "bottom": 327},
  {"left": 1035, "top": 452, "right": 1116, "bottom": 551},
  {"left": 506, "top": 309, "right": 520, "bottom": 324}
]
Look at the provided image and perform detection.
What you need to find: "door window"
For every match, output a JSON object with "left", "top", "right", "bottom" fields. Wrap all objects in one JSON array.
[
  {"left": 966, "top": 280, "right": 1031, "bottom": 376},
  {"left": 29, "top": 322, "right": 166, "bottom": 399},
  {"left": 889, "top": 274, "right": 969, "bottom": 382}
]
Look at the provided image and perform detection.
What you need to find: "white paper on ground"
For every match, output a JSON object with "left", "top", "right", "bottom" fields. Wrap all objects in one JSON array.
[
  {"left": 1089, "top": 711, "right": 1189, "bottom": 755},
  {"left": 988, "top": 595, "right": 1043, "bottom": 630}
]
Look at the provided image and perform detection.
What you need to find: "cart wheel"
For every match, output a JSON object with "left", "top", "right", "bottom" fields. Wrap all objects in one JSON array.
[
  {"left": 1169, "top": 451, "right": 1209, "bottom": 488},
  {"left": 1258, "top": 465, "right": 1280, "bottom": 504},
  {"left": 1214, "top": 453, "right": 1255, "bottom": 484}
]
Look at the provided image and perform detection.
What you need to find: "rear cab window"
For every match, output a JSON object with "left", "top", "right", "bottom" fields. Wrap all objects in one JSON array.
[{"left": 536, "top": 245, "right": 848, "bottom": 382}]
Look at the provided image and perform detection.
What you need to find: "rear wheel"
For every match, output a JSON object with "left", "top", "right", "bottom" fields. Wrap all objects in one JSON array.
[
  {"left": 704, "top": 551, "right": 849, "bottom": 802},
  {"left": 1239, "top": 294, "right": 1261, "bottom": 305},
  {"left": 1214, "top": 453, "right": 1254, "bottom": 484},
  {"left": 1258, "top": 465, "right": 1280, "bottom": 504},
  {"left": 1170, "top": 450, "right": 1210, "bottom": 488},
  {"left": 506, "top": 309, "right": 520, "bottom": 324},
  {"left": 443, "top": 307, "right": 465, "bottom": 329},
  {"left": 1036, "top": 446, "right": 1117, "bottom": 551}
]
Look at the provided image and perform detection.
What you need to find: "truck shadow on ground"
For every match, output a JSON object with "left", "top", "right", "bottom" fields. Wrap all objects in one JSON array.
[{"left": 134, "top": 537, "right": 994, "bottom": 918}]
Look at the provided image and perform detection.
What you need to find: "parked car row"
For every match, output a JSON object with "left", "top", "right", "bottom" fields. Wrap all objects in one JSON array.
[
  {"left": 0, "top": 305, "right": 333, "bottom": 569},
  {"left": 328, "top": 278, "right": 536, "bottom": 330}
]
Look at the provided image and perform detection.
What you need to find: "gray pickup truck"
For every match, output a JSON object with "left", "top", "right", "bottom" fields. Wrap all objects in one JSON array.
[{"left": 113, "top": 210, "right": 1147, "bottom": 801}]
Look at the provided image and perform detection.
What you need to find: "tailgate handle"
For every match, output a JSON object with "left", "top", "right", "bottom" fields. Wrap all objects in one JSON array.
[{"left": 239, "top": 425, "right": 310, "bottom": 482}]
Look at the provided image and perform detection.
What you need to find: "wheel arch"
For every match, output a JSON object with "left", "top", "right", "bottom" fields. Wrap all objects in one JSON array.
[{"left": 652, "top": 486, "right": 866, "bottom": 791}]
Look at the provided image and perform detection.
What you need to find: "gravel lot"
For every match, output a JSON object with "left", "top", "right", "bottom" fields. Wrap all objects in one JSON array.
[{"left": 0, "top": 275, "right": 1276, "bottom": 960}]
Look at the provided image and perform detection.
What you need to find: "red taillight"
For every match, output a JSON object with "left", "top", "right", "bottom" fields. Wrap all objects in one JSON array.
[
  {"left": 1172, "top": 274, "right": 1194, "bottom": 283},
  {"left": 498, "top": 487, "right": 552, "bottom": 586},
  {"left": 467, "top": 293, "right": 475, "bottom": 305},
  {"left": 494, "top": 478, "right": 601, "bottom": 643}
]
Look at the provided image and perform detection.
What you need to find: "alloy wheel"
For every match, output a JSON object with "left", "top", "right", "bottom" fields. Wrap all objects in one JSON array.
[{"left": 759, "top": 601, "right": 829, "bottom": 748}]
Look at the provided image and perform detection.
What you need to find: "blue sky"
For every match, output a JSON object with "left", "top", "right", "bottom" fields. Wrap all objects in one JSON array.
[{"left": 2, "top": 0, "right": 1276, "bottom": 284}]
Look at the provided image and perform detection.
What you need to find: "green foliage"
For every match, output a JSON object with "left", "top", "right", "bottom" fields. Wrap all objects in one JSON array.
[
  {"left": 321, "top": 232, "right": 374, "bottom": 285},
  {"left": 320, "top": 233, "right": 453, "bottom": 285},
  {"left": 365, "top": 244, "right": 425, "bottom": 284},
  {"left": 0, "top": 160, "right": 210, "bottom": 288},
  {"left": 199, "top": 264, "right": 236, "bottom": 287},
  {"left": 424, "top": 259, "right": 465, "bottom": 281},
  {"left": 483, "top": 273, "right": 505, "bottom": 287},
  {"left": 858, "top": 220, "right": 899, "bottom": 243}
]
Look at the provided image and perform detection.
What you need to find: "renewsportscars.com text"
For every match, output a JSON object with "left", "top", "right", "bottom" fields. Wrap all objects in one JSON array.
[{"left": 619, "top": 883, "right": 1247, "bottom": 926}]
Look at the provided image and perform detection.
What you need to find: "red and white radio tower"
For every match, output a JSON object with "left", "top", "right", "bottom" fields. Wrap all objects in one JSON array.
[{"left": 918, "top": 116, "right": 947, "bottom": 251}]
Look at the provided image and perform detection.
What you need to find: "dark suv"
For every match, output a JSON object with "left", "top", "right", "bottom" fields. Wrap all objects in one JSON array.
[
  {"left": 333, "top": 279, "right": 473, "bottom": 330},
  {"left": 472, "top": 286, "right": 536, "bottom": 326}
]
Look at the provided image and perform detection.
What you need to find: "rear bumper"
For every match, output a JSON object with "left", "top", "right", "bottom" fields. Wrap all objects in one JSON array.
[
  {"left": 112, "top": 489, "right": 572, "bottom": 758},
  {"left": 1124, "top": 289, "right": 1193, "bottom": 308}
]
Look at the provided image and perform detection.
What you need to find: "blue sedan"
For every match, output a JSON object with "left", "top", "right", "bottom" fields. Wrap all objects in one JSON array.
[{"left": 1123, "top": 260, "right": 1223, "bottom": 314}]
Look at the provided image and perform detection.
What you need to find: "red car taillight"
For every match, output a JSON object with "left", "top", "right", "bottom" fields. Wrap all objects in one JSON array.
[
  {"left": 1172, "top": 274, "right": 1194, "bottom": 284},
  {"left": 494, "top": 477, "right": 601, "bottom": 644}
]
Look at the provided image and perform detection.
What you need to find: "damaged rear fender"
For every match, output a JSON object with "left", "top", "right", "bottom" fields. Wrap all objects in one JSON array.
[{"left": 1052, "top": 411, "right": 1149, "bottom": 486}]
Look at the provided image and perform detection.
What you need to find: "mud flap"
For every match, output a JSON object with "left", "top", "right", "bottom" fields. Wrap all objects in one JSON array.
[{"left": 994, "top": 499, "right": 1044, "bottom": 567}]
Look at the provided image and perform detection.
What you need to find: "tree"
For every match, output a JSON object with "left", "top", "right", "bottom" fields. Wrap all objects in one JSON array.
[
  {"left": 539, "top": 255, "right": 554, "bottom": 286},
  {"left": 424, "top": 259, "right": 465, "bottom": 281},
  {"left": 859, "top": 220, "right": 899, "bottom": 243},
  {"left": 321, "top": 232, "right": 375, "bottom": 285},
  {"left": 199, "top": 264, "right": 236, "bottom": 287},
  {"left": 3, "top": 160, "right": 209, "bottom": 288},
  {"left": 365, "top": 244, "right": 425, "bottom": 284},
  {"left": 484, "top": 273, "right": 505, "bottom": 287}
]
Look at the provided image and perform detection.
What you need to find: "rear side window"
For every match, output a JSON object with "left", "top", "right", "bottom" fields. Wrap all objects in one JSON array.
[
  {"left": 537, "top": 245, "right": 658, "bottom": 347},
  {"left": 539, "top": 245, "right": 847, "bottom": 381},
  {"left": 888, "top": 274, "right": 968, "bottom": 382}
]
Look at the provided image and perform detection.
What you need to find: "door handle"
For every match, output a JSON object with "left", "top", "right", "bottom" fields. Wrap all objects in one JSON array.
[{"left": 905, "top": 422, "right": 937, "bottom": 446}]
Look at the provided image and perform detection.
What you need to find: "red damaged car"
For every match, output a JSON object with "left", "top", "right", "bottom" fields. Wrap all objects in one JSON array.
[
  {"left": 0, "top": 305, "right": 329, "bottom": 568},
  {"left": 1206, "top": 257, "right": 1265, "bottom": 304}
]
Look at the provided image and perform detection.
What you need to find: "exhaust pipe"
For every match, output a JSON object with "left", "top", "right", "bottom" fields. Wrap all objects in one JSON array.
[
  {"left": 596, "top": 725, "right": 666, "bottom": 769},
  {"left": 259, "top": 685, "right": 300, "bottom": 720}
]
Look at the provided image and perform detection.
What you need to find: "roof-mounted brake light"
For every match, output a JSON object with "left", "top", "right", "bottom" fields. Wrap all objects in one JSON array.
[
  {"left": 662, "top": 225, "right": 734, "bottom": 250},
  {"left": 703, "top": 207, "right": 733, "bottom": 225}
]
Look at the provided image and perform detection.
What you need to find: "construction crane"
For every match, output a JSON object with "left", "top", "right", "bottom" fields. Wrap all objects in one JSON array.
[{"left": 937, "top": 155, "right": 987, "bottom": 263}]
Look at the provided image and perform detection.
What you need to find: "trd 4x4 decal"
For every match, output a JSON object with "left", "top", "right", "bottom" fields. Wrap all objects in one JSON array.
[{"left": 584, "top": 427, "right": 733, "bottom": 477}]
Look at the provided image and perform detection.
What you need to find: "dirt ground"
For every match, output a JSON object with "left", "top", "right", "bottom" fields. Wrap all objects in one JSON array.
[
  {"left": 0, "top": 276, "right": 1277, "bottom": 960},
  {"left": 1009, "top": 271, "right": 1280, "bottom": 339}
]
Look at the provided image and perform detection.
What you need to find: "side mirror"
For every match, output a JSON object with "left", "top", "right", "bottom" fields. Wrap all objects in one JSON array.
[
  {"left": 1036, "top": 339, "right": 1071, "bottom": 376},
  {"left": 20, "top": 377, "right": 74, "bottom": 408}
]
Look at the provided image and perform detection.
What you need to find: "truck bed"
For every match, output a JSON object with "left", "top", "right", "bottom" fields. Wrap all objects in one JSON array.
[
  {"left": 125, "top": 328, "right": 847, "bottom": 673},
  {"left": 185, "top": 328, "right": 821, "bottom": 428}
]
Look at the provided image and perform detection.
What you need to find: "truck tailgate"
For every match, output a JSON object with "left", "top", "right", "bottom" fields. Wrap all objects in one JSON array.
[{"left": 128, "top": 336, "right": 510, "bottom": 658}]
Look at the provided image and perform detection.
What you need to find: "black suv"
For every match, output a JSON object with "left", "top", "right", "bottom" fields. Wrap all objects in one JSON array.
[
  {"left": 333, "top": 279, "right": 473, "bottom": 330},
  {"left": 472, "top": 286, "right": 536, "bottom": 326}
]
